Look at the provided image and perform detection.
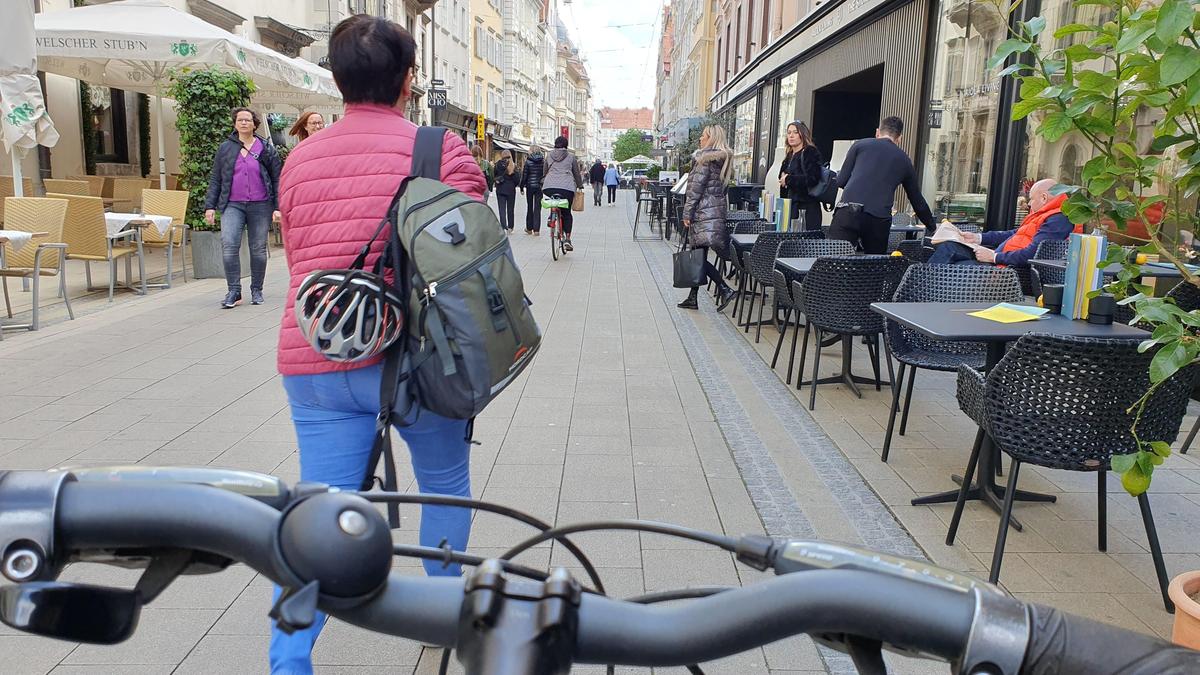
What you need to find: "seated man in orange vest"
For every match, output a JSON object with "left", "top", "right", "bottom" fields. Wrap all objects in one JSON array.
[{"left": 929, "top": 178, "right": 1079, "bottom": 266}]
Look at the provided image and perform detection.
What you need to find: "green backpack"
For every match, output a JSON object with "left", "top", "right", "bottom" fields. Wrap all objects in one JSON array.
[{"left": 382, "top": 127, "right": 541, "bottom": 422}]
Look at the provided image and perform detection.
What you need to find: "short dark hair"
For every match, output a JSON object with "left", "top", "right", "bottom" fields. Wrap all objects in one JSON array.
[
  {"left": 231, "top": 107, "right": 260, "bottom": 128},
  {"left": 554, "top": 136, "right": 568, "bottom": 149},
  {"left": 328, "top": 14, "right": 416, "bottom": 105},
  {"left": 879, "top": 116, "right": 904, "bottom": 137}
]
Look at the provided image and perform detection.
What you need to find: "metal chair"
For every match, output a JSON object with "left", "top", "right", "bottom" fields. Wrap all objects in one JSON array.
[
  {"left": 0, "top": 197, "right": 71, "bottom": 332},
  {"left": 796, "top": 255, "right": 907, "bottom": 409},
  {"left": 139, "top": 189, "right": 190, "bottom": 287},
  {"left": 773, "top": 239, "right": 856, "bottom": 384},
  {"left": 948, "top": 334, "right": 1194, "bottom": 611},
  {"left": 881, "top": 264, "right": 1023, "bottom": 462},
  {"left": 51, "top": 192, "right": 145, "bottom": 302}
]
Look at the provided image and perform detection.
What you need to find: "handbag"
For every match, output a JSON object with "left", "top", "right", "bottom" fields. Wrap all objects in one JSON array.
[
  {"left": 572, "top": 189, "right": 585, "bottom": 212},
  {"left": 673, "top": 239, "right": 707, "bottom": 289}
]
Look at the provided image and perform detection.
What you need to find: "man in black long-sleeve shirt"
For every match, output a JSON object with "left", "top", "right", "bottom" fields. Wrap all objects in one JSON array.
[{"left": 829, "top": 116, "right": 936, "bottom": 254}]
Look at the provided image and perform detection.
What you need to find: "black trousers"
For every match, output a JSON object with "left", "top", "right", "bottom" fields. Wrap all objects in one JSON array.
[
  {"left": 607, "top": 185, "right": 617, "bottom": 202},
  {"left": 827, "top": 205, "right": 890, "bottom": 254},
  {"left": 496, "top": 193, "right": 516, "bottom": 230},
  {"left": 525, "top": 189, "right": 542, "bottom": 232},
  {"left": 542, "top": 188, "right": 574, "bottom": 235},
  {"left": 689, "top": 246, "right": 727, "bottom": 292}
]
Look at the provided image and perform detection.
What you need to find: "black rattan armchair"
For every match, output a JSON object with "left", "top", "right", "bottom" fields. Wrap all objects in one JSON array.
[
  {"left": 727, "top": 219, "right": 773, "bottom": 319},
  {"left": 881, "top": 264, "right": 1024, "bottom": 463},
  {"left": 773, "top": 239, "right": 856, "bottom": 384},
  {"left": 745, "top": 231, "right": 820, "bottom": 342},
  {"left": 1027, "top": 239, "right": 1071, "bottom": 298},
  {"left": 797, "top": 255, "right": 907, "bottom": 409},
  {"left": 947, "top": 334, "right": 1194, "bottom": 611},
  {"left": 897, "top": 239, "right": 933, "bottom": 262}
]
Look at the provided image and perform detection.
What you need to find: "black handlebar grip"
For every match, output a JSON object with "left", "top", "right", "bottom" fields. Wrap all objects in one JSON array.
[{"left": 1022, "top": 603, "right": 1200, "bottom": 674}]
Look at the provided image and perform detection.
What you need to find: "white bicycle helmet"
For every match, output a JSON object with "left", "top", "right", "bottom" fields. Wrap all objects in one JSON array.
[{"left": 295, "top": 270, "right": 406, "bottom": 363}]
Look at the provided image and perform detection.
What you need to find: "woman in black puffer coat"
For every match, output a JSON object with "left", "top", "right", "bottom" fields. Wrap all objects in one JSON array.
[{"left": 679, "top": 124, "right": 735, "bottom": 311}]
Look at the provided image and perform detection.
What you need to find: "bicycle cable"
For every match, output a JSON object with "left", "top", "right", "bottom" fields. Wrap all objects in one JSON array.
[{"left": 499, "top": 519, "right": 739, "bottom": 561}]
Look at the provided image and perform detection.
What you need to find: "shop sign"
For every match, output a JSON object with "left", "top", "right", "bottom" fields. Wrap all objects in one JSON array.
[
  {"left": 428, "top": 88, "right": 448, "bottom": 109},
  {"left": 477, "top": 113, "right": 486, "bottom": 140}
]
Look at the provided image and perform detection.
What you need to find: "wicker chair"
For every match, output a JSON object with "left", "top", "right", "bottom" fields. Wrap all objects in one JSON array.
[
  {"left": 0, "top": 197, "right": 71, "bottom": 333},
  {"left": 727, "top": 210, "right": 761, "bottom": 221},
  {"left": 140, "top": 189, "right": 190, "bottom": 287},
  {"left": 0, "top": 177, "right": 35, "bottom": 224},
  {"left": 111, "top": 177, "right": 152, "bottom": 213},
  {"left": 948, "top": 334, "right": 1193, "bottom": 610},
  {"left": 50, "top": 193, "right": 145, "bottom": 302},
  {"left": 773, "top": 239, "right": 856, "bottom": 384},
  {"left": 1028, "top": 239, "right": 1071, "bottom": 297},
  {"left": 727, "top": 219, "right": 773, "bottom": 319},
  {"left": 796, "top": 255, "right": 907, "bottom": 409},
  {"left": 880, "top": 264, "right": 1023, "bottom": 462},
  {"left": 886, "top": 230, "right": 907, "bottom": 253},
  {"left": 42, "top": 179, "right": 91, "bottom": 196},
  {"left": 897, "top": 239, "right": 932, "bottom": 262},
  {"left": 746, "top": 231, "right": 820, "bottom": 342},
  {"left": 66, "top": 175, "right": 107, "bottom": 197},
  {"left": 891, "top": 213, "right": 914, "bottom": 227}
]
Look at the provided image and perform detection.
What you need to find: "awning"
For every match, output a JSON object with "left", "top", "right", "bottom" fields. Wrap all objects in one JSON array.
[{"left": 493, "top": 139, "right": 529, "bottom": 153}]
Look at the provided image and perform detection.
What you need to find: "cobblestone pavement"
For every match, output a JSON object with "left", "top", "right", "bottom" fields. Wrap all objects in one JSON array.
[{"left": 0, "top": 189, "right": 1196, "bottom": 674}]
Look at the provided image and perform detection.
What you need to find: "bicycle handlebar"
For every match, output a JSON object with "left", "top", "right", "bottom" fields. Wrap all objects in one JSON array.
[{"left": 1, "top": 471, "right": 1197, "bottom": 674}]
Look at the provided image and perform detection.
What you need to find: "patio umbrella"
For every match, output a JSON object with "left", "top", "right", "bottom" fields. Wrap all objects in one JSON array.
[
  {"left": 34, "top": 0, "right": 340, "bottom": 188},
  {"left": 621, "top": 155, "right": 656, "bottom": 166},
  {"left": 0, "top": 0, "right": 59, "bottom": 197}
]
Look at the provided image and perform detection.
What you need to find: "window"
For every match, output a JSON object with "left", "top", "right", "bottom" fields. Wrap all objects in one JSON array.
[
  {"left": 90, "top": 86, "right": 129, "bottom": 164},
  {"left": 475, "top": 26, "right": 484, "bottom": 58},
  {"left": 732, "top": 97, "right": 756, "bottom": 182},
  {"left": 747, "top": 0, "right": 756, "bottom": 55},
  {"left": 716, "top": 35, "right": 723, "bottom": 88},
  {"left": 735, "top": 8, "right": 742, "bottom": 68},
  {"left": 774, "top": 71, "right": 797, "bottom": 162},
  {"left": 475, "top": 80, "right": 483, "bottom": 113},
  {"left": 761, "top": 0, "right": 770, "bottom": 49}
]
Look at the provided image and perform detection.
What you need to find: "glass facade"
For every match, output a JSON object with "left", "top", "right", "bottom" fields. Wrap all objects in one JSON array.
[
  {"left": 918, "top": 0, "right": 1006, "bottom": 226},
  {"left": 732, "top": 97, "right": 757, "bottom": 182},
  {"left": 775, "top": 72, "right": 798, "bottom": 167}
]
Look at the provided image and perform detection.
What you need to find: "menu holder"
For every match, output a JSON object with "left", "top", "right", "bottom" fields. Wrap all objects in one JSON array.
[{"left": 1062, "top": 232, "right": 1108, "bottom": 320}]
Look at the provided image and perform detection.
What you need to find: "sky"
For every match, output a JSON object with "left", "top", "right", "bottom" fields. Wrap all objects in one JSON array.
[{"left": 559, "top": 0, "right": 665, "bottom": 110}]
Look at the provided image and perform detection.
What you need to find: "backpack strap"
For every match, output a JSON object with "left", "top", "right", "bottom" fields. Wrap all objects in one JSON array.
[{"left": 412, "top": 126, "right": 446, "bottom": 180}]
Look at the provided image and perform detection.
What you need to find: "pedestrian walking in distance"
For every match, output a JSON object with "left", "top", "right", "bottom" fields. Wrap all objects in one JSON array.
[
  {"left": 827, "top": 115, "right": 935, "bottom": 253},
  {"left": 679, "top": 124, "right": 736, "bottom": 311},
  {"left": 541, "top": 136, "right": 584, "bottom": 251},
  {"left": 272, "top": 14, "right": 486, "bottom": 673},
  {"left": 604, "top": 162, "right": 619, "bottom": 204},
  {"left": 203, "top": 107, "right": 281, "bottom": 309},
  {"left": 494, "top": 149, "right": 519, "bottom": 234},
  {"left": 778, "top": 121, "right": 824, "bottom": 231},
  {"left": 288, "top": 111, "right": 325, "bottom": 143},
  {"left": 472, "top": 144, "right": 494, "bottom": 203},
  {"left": 589, "top": 158, "right": 605, "bottom": 206},
  {"left": 521, "top": 145, "right": 546, "bottom": 234}
]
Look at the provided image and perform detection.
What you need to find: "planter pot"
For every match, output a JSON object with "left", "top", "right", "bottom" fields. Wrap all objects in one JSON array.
[
  {"left": 190, "top": 230, "right": 249, "bottom": 280},
  {"left": 1170, "top": 570, "right": 1200, "bottom": 650}
]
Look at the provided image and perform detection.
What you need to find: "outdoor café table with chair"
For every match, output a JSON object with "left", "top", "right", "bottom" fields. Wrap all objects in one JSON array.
[{"left": 869, "top": 301, "right": 1148, "bottom": 524}]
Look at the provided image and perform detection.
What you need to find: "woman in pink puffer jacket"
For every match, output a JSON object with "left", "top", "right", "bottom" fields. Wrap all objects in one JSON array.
[{"left": 270, "top": 15, "right": 485, "bottom": 675}]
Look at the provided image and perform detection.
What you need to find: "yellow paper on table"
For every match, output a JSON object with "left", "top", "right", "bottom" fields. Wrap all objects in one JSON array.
[{"left": 967, "top": 303, "right": 1049, "bottom": 324}]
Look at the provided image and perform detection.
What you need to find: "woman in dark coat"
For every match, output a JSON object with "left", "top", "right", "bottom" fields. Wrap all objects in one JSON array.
[
  {"left": 679, "top": 124, "right": 735, "bottom": 311},
  {"left": 778, "top": 121, "right": 824, "bottom": 231},
  {"left": 493, "top": 149, "right": 519, "bottom": 233}
]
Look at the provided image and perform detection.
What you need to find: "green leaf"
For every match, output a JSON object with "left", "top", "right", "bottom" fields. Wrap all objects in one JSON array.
[
  {"left": 997, "top": 62, "right": 1032, "bottom": 77},
  {"left": 1055, "top": 23, "right": 1097, "bottom": 39},
  {"left": 1110, "top": 453, "right": 1137, "bottom": 473},
  {"left": 1149, "top": 441, "right": 1173, "bottom": 458},
  {"left": 1161, "top": 44, "right": 1200, "bottom": 86},
  {"left": 1026, "top": 16, "right": 1048, "bottom": 38},
  {"left": 1065, "top": 43, "right": 1103, "bottom": 63},
  {"left": 1151, "top": 134, "right": 1192, "bottom": 152},
  {"left": 1156, "top": 0, "right": 1195, "bottom": 43},
  {"left": 1081, "top": 156, "right": 1110, "bottom": 183},
  {"left": 1089, "top": 174, "right": 1117, "bottom": 194},
  {"left": 1115, "top": 24, "right": 1156, "bottom": 53},
  {"left": 1150, "top": 341, "right": 1190, "bottom": 383},
  {"left": 1076, "top": 70, "right": 1117, "bottom": 94},
  {"left": 1012, "top": 96, "right": 1051, "bottom": 120},
  {"left": 1020, "top": 76, "right": 1050, "bottom": 99},
  {"left": 1048, "top": 183, "right": 1080, "bottom": 196},
  {"left": 988, "top": 39, "right": 1032, "bottom": 70},
  {"left": 1136, "top": 451, "right": 1156, "bottom": 478},
  {"left": 1186, "top": 72, "right": 1200, "bottom": 106},
  {"left": 1038, "top": 111, "right": 1074, "bottom": 142}
]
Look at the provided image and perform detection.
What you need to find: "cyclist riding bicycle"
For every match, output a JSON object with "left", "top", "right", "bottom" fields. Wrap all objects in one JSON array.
[{"left": 541, "top": 136, "right": 584, "bottom": 251}]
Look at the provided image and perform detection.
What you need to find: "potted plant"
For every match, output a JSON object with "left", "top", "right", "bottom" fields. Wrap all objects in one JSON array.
[
  {"left": 166, "top": 68, "right": 255, "bottom": 279},
  {"left": 993, "top": 0, "right": 1200, "bottom": 629}
]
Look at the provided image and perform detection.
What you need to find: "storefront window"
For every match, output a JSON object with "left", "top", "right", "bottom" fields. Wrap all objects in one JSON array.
[
  {"left": 756, "top": 81, "right": 776, "bottom": 181},
  {"left": 774, "top": 72, "right": 798, "bottom": 175},
  {"left": 732, "top": 97, "right": 756, "bottom": 183},
  {"left": 919, "top": 0, "right": 1006, "bottom": 226}
]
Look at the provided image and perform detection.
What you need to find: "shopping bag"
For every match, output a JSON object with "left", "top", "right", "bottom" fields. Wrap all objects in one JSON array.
[
  {"left": 572, "top": 189, "right": 585, "bottom": 212},
  {"left": 1062, "top": 232, "right": 1108, "bottom": 320},
  {"left": 673, "top": 241, "right": 707, "bottom": 289}
]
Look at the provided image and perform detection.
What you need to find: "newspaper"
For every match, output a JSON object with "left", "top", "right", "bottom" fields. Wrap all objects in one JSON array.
[{"left": 929, "top": 221, "right": 984, "bottom": 251}]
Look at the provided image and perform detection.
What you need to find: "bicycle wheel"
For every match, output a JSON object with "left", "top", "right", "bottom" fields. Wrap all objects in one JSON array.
[{"left": 549, "top": 212, "right": 559, "bottom": 260}]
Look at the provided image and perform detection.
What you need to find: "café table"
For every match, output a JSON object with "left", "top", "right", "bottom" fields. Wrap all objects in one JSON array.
[
  {"left": 105, "top": 213, "right": 172, "bottom": 239},
  {"left": 775, "top": 257, "right": 816, "bottom": 278},
  {"left": 892, "top": 225, "right": 926, "bottom": 240},
  {"left": 870, "top": 301, "right": 1148, "bottom": 528},
  {"left": 1030, "top": 259, "right": 1187, "bottom": 280},
  {"left": 0, "top": 230, "right": 47, "bottom": 253}
]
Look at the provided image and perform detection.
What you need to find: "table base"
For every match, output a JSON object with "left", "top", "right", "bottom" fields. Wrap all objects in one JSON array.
[{"left": 911, "top": 443, "right": 1057, "bottom": 532}]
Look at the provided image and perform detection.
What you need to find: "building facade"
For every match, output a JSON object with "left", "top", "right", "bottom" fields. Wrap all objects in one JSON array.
[
  {"left": 597, "top": 107, "right": 654, "bottom": 163},
  {"left": 661, "top": 0, "right": 716, "bottom": 150},
  {"left": 653, "top": 4, "right": 675, "bottom": 140},
  {"left": 501, "top": 0, "right": 544, "bottom": 144},
  {"left": 704, "top": 0, "right": 1112, "bottom": 231}
]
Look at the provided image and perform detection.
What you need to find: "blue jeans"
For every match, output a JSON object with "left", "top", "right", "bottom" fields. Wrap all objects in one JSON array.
[
  {"left": 220, "top": 200, "right": 272, "bottom": 294},
  {"left": 270, "top": 365, "right": 472, "bottom": 674}
]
